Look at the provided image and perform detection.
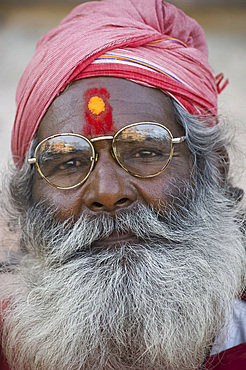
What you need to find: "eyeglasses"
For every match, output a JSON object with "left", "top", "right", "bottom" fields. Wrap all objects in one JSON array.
[{"left": 28, "top": 122, "right": 186, "bottom": 189}]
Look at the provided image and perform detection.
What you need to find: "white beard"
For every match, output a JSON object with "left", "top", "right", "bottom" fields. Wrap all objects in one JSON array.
[{"left": 1, "top": 185, "right": 246, "bottom": 370}]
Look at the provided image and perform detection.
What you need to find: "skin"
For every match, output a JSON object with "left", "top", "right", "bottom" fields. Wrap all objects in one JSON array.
[{"left": 33, "top": 77, "right": 192, "bottom": 222}]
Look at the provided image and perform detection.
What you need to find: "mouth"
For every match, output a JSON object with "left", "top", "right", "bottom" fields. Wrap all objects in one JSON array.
[
  {"left": 59, "top": 231, "right": 141, "bottom": 266},
  {"left": 92, "top": 231, "right": 139, "bottom": 249}
]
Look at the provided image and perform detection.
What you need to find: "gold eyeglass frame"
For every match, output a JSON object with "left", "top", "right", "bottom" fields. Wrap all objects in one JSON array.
[{"left": 28, "top": 122, "right": 186, "bottom": 190}]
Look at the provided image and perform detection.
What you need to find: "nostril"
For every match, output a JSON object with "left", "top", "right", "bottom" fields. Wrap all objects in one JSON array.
[
  {"left": 92, "top": 202, "right": 104, "bottom": 208},
  {"left": 91, "top": 198, "right": 130, "bottom": 211},
  {"left": 116, "top": 198, "right": 129, "bottom": 205}
]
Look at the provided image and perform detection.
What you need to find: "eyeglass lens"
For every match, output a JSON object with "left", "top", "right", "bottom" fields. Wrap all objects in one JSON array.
[
  {"left": 36, "top": 136, "right": 94, "bottom": 188},
  {"left": 113, "top": 124, "right": 172, "bottom": 176},
  {"left": 36, "top": 124, "right": 173, "bottom": 188}
]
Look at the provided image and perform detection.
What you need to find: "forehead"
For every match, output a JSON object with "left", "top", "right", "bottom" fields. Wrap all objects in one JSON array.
[{"left": 36, "top": 77, "right": 183, "bottom": 141}]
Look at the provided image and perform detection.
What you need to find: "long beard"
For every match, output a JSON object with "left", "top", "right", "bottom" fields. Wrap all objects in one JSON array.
[{"left": 1, "top": 184, "right": 246, "bottom": 370}]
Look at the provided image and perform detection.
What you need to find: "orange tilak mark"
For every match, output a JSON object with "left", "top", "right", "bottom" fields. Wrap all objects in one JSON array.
[
  {"left": 88, "top": 96, "right": 106, "bottom": 115},
  {"left": 83, "top": 88, "right": 116, "bottom": 136}
]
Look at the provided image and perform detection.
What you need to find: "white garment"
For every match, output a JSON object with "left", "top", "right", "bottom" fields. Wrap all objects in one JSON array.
[{"left": 211, "top": 299, "right": 246, "bottom": 355}]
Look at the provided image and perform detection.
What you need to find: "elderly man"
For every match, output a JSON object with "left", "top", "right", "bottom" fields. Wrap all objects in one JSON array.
[{"left": 0, "top": 0, "right": 245, "bottom": 369}]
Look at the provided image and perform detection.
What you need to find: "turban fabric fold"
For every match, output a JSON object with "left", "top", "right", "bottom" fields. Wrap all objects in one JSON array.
[{"left": 12, "top": 0, "right": 220, "bottom": 168}]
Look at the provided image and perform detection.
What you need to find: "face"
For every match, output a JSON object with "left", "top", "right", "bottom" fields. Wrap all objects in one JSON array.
[{"left": 33, "top": 77, "right": 192, "bottom": 221}]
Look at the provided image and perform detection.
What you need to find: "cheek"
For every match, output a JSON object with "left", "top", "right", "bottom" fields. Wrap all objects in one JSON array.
[
  {"left": 133, "top": 176, "right": 173, "bottom": 210},
  {"left": 136, "top": 159, "right": 192, "bottom": 211},
  {"left": 32, "top": 174, "right": 82, "bottom": 222}
]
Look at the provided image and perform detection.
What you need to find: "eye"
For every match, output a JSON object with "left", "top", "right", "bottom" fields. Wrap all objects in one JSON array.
[
  {"left": 128, "top": 148, "right": 168, "bottom": 161},
  {"left": 134, "top": 150, "right": 160, "bottom": 158},
  {"left": 58, "top": 159, "right": 82, "bottom": 170}
]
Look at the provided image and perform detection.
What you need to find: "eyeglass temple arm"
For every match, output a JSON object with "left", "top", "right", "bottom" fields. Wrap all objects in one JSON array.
[{"left": 172, "top": 136, "right": 186, "bottom": 144}]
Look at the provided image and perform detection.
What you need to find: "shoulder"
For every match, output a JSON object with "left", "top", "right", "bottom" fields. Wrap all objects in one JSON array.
[
  {"left": 0, "top": 309, "right": 10, "bottom": 370},
  {"left": 205, "top": 299, "right": 246, "bottom": 369},
  {"left": 0, "top": 350, "right": 11, "bottom": 370},
  {"left": 0, "top": 281, "right": 11, "bottom": 370},
  {"left": 205, "top": 342, "right": 246, "bottom": 369}
]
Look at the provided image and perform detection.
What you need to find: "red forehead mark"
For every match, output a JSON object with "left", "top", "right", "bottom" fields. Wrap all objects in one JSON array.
[{"left": 83, "top": 88, "right": 116, "bottom": 136}]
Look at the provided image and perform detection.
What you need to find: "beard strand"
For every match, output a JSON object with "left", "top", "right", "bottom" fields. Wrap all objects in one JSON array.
[{"left": 1, "top": 183, "right": 246, "bottom": 370}]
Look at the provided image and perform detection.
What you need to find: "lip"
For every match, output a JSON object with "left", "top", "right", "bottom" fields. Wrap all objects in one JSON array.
[{"left": 93, "top": 231, "right": 139, "bottom": 248}]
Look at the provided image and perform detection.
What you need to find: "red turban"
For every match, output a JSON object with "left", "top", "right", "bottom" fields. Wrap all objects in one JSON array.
[{"left": 12, "top": 0, "right": 223, "bottom": 168}]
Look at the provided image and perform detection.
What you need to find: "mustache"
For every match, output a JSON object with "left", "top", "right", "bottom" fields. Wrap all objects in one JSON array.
[
  {"left": 22, "top": 202, "right": 186, "bottom": 266},
  {"left": 20, "top": 180, "right": 230, "bottom": 268}
]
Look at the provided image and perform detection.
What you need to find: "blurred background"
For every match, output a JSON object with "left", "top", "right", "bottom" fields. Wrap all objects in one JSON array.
[{"left": 0, "top": 0, "right": 245, "bottom": 192}]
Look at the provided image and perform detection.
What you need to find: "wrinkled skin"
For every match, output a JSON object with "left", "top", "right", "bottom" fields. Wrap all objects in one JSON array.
[{"left": 33, "top": 77, "right": 192, "bottom": 223}]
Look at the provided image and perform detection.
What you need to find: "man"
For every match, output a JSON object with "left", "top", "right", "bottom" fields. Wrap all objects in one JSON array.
[{"left": 0, "top": 0, "right": 245, "bottom": 369}]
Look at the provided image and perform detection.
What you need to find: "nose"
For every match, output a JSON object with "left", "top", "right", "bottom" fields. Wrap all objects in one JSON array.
[{"left": 82, "top": 148, "right": 137, "bottom": 213}]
